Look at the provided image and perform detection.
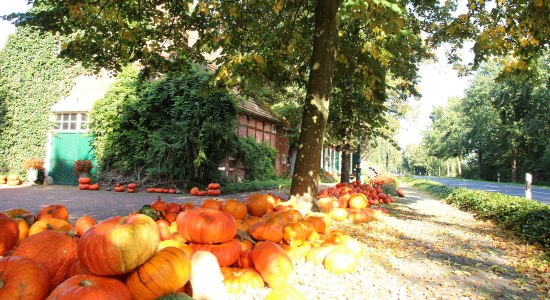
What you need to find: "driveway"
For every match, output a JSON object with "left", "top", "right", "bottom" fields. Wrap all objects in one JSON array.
[{"left": 0, "top": 183, "right": 289, "bottom": 222}]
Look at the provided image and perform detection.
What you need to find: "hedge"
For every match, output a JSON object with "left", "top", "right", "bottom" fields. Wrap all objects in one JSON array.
[
  {"left": 222, "top": 178, "right": 291, "bottom": 195},
  {"left": 401, "top": 177, "right": 549, "bottom": 249}
]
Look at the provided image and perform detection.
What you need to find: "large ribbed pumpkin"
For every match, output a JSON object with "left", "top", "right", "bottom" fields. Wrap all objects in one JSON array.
[
  {"left": 220, "top": 267, "right": 264, "bottom": 294},
  {"left": 221, "top": 199, "right": 247, "bottom": 220},
  {"left": 3, "top": 208, "right": 35, "bottom": 226},
  {"left": 176, "top": 208, "right": 237, "bottom": 244},
  {"left": 28, "top": 217, "right": 73, "bottom": 236},
  {"left": 189, "top": 239, "right": 242, "bottom": 267},
  {"left": 0, "top": 256, "right": 50, "bottom": 300},
  {"left": 78, "top": 214, "right": 160, "bottom": 276},
  {"left": 0, "top": 212, "right": 19, "bottom": 256},
  {"left": 244, "top": 194, "right": 270, "bottom": 217},
  {"left": 11, "top": 230, "right": 79, "bottom": 289},
  {"left": 47, "top": 275, "right": 132, "bottom": 300},
  {"left": 126, "top": 247, "right": 192, "bottom": 300},
  {"left": 250, "top": 241, "right": 293, "bottom": 288}
]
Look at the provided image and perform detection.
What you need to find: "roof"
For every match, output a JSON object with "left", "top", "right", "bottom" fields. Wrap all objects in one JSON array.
[{"left": 237, "top": 98, "right": 282, "bottom": 124}]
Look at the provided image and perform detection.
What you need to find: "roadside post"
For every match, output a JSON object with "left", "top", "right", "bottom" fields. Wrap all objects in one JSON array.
[
  {"left": 497, "top": 173, "right": 500, "bottom": 183},
  {"left": 525, "top": 173, "right": 532, "bottom": 199}
]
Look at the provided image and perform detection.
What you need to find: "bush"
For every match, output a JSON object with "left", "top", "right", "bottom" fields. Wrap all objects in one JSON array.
[
  {"left": 222, "top": 178, "right": 291, "bottom": 194},
  {"left": 402, "top": 177, "right": 550, "bottom": 248}
]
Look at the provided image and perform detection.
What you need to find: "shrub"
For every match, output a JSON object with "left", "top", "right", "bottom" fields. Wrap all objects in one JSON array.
[
  {"left": 235, "top": 137, "right": 276, "bottom": 181},
  {"left": 222, "top": 178, "right": 291, "bottom": 194}
]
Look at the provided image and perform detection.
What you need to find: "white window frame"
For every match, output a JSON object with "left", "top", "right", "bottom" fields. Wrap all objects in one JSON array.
[{"left": 53, "top": 112, "right": 89, "bottom": 132}]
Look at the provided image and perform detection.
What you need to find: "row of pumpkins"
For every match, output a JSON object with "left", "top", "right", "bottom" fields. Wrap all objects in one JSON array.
[
  {"left": 0, "top": 174, "right": 21, "bottom": 186},
  {"left": 0, "top": 189, "right": 388, "bottom": 300}
]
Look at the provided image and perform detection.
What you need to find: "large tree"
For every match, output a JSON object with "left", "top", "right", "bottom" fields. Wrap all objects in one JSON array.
[{"left": 10, "top": 0, "right": 550, "bottom": 209}]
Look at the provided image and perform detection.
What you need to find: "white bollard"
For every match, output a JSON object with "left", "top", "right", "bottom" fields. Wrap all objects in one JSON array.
[{"left": 525, "top": 173, "right": 532, "bottom": 199}]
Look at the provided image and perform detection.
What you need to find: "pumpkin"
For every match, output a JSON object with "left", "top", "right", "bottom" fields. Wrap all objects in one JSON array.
[
  {"left": 114, "top": 184, "right": 125, "bottom": 192},
  {"left": 236, "top": 249, "right": 254, "bottom": 268},
  {"left": 164, "top": 212, "right": 178, "bottom": 224},
  {"left": 127, "top": 188, "right": 136, "bottom": 193},
  {"left": 197, "top": 190, "right": 207, "bottom": 196},
  {"left": 244, "top": 194, "right": 270, "bottom": 217},
  {"left": 305, "top": 243, "right": 339, "bottom": 265},
  {"left": 348, "top": 193, "right": 368, "bottom": 209},
  {"left": 181, "top": 202, "right": 195, "bottom": 211},
  {"left": 250, "top": 221, "right": 284, "bottom": 243},
  {"left": 317, "top": 196, "right": 337, "bottom": 213},
  {"left": 0, "top": 212, "right": 19, "bottom": 256},
  {"left": 396, "top": 188, "right": 405, "bottom": 197},
  {"left": 189, "top": 187, "right": 200, "bottom": 196},
  {"left": 152, "top": 196, "right": 168, "bottom": 211},
  {"left": 166, "top": 202, "right": 181, "bottom": 214},
  {"left": 282, "top": 222, "right": 309, "bottom": 247},
  {"left": 240, "top": 239, "right": 253, "bottom": 251},
  {"left": 7, "top": 179, "right": 20, "bottom": 186},
  {"left": 207, "top": 189, "right": 221, "bottom": 196},
  {"left": 146, "top": 187, "right": 155, "bottom": 193},
  {"left": 220, "top": 267, "right": 264, "bottom": 294},
  {"left": 48, "top": 275, "right": 132, "bottom": 300},
  {"left": 221, "top": 199, "right": 247, "bottom": 220},
  {"left": 139, "top": 204, "right": 161, "bottom": 221},
  {"left": 2, "top": 208, "right": 35, "bottom": 226},
  {"left": 200, "top": 198, "right": 222, "bottom": 210},
  {"left": 88, "top": 183, "right": 100, "bottom": 190},
  {"left": 28, "top": 217, "right": 73, "bottom": 236},
  {"left": 12, "top": 230, "right": 79, "bottom": 289},
  {"left": 250, "top": 241, "right": 293, "bottom": 288},
  {"left": 6, "top": 174, "right": 19, "bottom": 181},
  {"left": 13, "top": 217, "right": 29, "bottom": 243},
  {"left": 328, "top": 208, "right": 349, "bottom": 221},
  {"left": 126, "top": 247, "right": 192, "bottom": 300},
  {"left": 176, "top": 208, "right": 237, "bottom": 244},
  {"left": 189, "top": 239, "right": 241, "bottom": 267},
  {"left": 337, "top": 194, "right": 351, "bottom": 208},
  {"left": 78, "top": 214, "right": 160, "bottom": 276},
  {"left": 78, "top": 184, "right": 89, "bottom": 190},
  {"left": 304, "top": 216, "right": 326, "bottom": 234},
  {"left": 264, "top": 285, "right": 307, "bottom": 300},
  {"left": 78, "top": 177, "right": 91, "bottom": 184},
  {"left": 154, "top": 187, "right": 164, "bottom": 193},
  {"left": 243, "top": 215, "right": 261, "bottom": 227},
  {"left": 37, "top": 204, "right": 69, "bottom": 221},
  {"left": 207, "top": 183, "right": 220, "bottom": 190},
  {"left": 352, "top": 208, "right": 375, "bottom": 223},
  {"left": 323, "top": 246, "right": 359, "bottom": 274},
  {"left": 75, "top": 215, "right": 97, "bottom": 236},
  {"left": 0, "top": 256, "right": 50, "bottom": 300},
  {"left": 128, "top": 183, "right": 137, "bottom": 189},
  {"left": 67, "top": 260, "right": 93, "bottom": 277}
]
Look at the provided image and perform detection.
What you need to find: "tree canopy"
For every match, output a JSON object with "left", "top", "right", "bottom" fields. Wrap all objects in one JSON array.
[{"left": 8, "top": 0, "right": 550, "bottom": 209}]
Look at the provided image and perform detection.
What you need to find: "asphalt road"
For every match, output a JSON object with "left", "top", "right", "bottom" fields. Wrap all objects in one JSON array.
[{"left": 422, "top": 176, "right": 550, "bottom": 205}]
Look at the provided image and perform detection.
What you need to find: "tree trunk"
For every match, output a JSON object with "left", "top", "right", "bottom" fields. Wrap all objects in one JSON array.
[
  {"left": 289, "top": 0, "right": 339, "bottom": 211},
  {"left": 511, "top": 147, "right": 517, "bottom": 183},
  {"left": 340, "top": 144, "right": 351, "bottom": 183},
  {"left": 456, "top": 156, "right": 462, "bottom": 177}
]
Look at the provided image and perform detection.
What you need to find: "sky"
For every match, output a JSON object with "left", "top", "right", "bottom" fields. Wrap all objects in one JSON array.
[{"left": 0, "top": 0, "right": 473, "bottom": 150}]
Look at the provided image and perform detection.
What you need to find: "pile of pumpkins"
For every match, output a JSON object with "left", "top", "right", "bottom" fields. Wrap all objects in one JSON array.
[
  {"left": 316, "top": 180, "right": 400, "bottom": 223},
  {"left": 189, "top": 182, "right": 222, "bottom": 197},
  {"left": 0, "top": 174, "right": 21, "bottom": 186},
  {"left": 0, "top": 192, "right": 369, "bottom": 299},
  {"left": 77, "top": 177, "right": 100, "bottom": 191}
]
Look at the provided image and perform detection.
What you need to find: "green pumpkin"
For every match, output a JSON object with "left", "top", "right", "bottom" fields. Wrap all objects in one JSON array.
[
  {"left": 156, "top": 292, "right": 194, "bottom": 300},
  {"left": 139, "top": 204, "right": 161, "bottom": 221}
]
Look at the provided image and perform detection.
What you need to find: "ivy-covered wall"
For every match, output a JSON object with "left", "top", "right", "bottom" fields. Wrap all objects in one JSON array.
[{"left": 0, "top": 26, "right": 79, "bottom": 174}]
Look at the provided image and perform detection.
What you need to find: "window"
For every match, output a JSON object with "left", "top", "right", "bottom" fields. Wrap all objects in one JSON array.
[
  {"left": 271, "top": 124, "right": 277, "bottom": 133},
  {"left": 54, "top": 113, "right": 89, "bottom": 131}
]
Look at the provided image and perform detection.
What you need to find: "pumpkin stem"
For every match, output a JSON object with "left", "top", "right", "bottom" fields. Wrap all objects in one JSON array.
[
  {"left": 80, "top": 279, "right": 94, "bottom": 287},
  {"left": 0, "top": 277, "right": 5, "bottom": 289}
]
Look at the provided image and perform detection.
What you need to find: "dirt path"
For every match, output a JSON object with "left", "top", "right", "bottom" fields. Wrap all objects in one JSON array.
[{"left": 336, "top": 183, "right": 549, "bottom": 299}]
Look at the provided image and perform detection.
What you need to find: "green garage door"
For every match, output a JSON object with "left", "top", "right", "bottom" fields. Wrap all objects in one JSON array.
[{"left": 49, "top": 132, "right": 95, "bottom": 185}]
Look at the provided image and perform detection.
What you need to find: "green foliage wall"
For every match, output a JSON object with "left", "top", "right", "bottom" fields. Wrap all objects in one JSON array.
[
  {"left": 90, "top": 65, "right": 238, "bottom": 184},
  {"left": 235, "top": 137, "right": 276, "bottom": 180},
  {"left": 0, "top": 27, "right": 78, "bottom": 174}
]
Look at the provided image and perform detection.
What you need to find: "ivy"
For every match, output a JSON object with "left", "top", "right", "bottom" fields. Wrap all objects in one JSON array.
[
  {"left": 0, "top": 26, "right": 79, "bottom": 174},
  {"left": 90, "top": 65, "right": 238, "bottom": 184},
  {"left": 235, "top": 136, "right": 276, "bottom": 181}
]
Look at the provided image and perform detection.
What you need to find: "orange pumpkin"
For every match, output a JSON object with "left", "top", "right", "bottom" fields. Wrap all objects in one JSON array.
[
  {"left": 317, "top": 196, "right": 337, "bottom": 213},
  {"left": 244, "top": 194, "right": 270, "bottom": 217},
  {"left": 176, "top": 208, "right": 237, "bottom": 244},
  {"left": 12, "top": 230, "right": 79, "bottom": 289},
  {"left": 197, "top": 190, "right": 207, "bottom": 196},
  {"left": 88, "top": 183, "right": 100, "bottom": 190},
  {"left": 190, "top": 187, "right": 200, "bottom": 196},
  {"left": 207, "top": 189, "right": 221, "bottom": 196},
  {"left": 78, "top": 183, "right": 89, "bottom": 190},
  {"left": 207, "top": 183, "right": 221, "bottom": 190},
  {"left": 282, "top": 222, "right": 309, "bottom": 247},
  {"left": 48, "top": 275, "right": 132, "bottom": 300},
  {"left": 127, "top": 188, "right": 136, "bottom": 193},
  {"left": 348, "top": 193, "right": 368, "bottom": 209},
  {"left": 236, "top": 249, "right": 254, "bottom": 268},
  {"left": 200, "top": 198, "right": 223, "bottom": 210},
  {"left": 2, "top": 208, "right": 35, "bottom": 226},
  {"left": 250, "top": 241, "right": 293, "bottom": 288},
  {"left": 220, "top": 267, "right": 264, "bottom": 294},
  {"left": 0, "top": 212, "right": 19, "bottom": 255},
  {"left": 0, "top": 256, "right": 50, "bottom": 300},
  {"left": 189, "top": 239, "right": 241, "bottom": 267},
  {"left": 304, "top": 216, "right": 326, "bottom": 234},
  {"left": 128, "top": 183, "right": 137, "bottom": 189},
  {"left": 28, "top": 217, "right": 73, "bottom": 236},
  {"left": 396, "top": 188, "right": 405, "bottom": 197},
  {"left": 75, "top": 215, "right": 97, "bottom": 236},
  {"left": 328, "top": 208, "right": 349, "bottom": 221},
  {"left": 305, "top": 243, "right": 339, "bottom": 265},
  {"left": 250, "top": 221, "right": 284, "bottom": 243},
  {"left": 37, "top": 204, "right": 69, "bottom": 221},
  {"left": 67, "top": 260, "right": 93, "bottom": 277},
  {"left": 152, "top": 196, "right": 167, "bottom": 211},
  {"left": 164, "top": 212, "right": 178, "bottom": 224},
  {"left": 78, "top": 214, "right": 160, "bottom": 276},
  {"left": 13, "top": 217, "right": 29, "bottom": 244},
  {"left": 166, "top": 202, "right": 181, "bottom": 214},
  {"left": 221, "top": 199, "right": 247, "bottom": 220},
  {"left": 114, "top": 184, "right": 125, "bottom": 192},
  {"left": 146, "top": 187, "right": 155, "bottom": 193},
  {"left": 78, "top": 177, "right": 91, "bottom": 184},
  {"left": 126, "top": 247, "right": 191, "bottom": 300}
]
